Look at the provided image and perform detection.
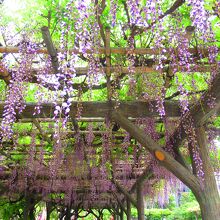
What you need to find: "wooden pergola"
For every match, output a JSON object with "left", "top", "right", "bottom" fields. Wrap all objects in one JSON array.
[{"left": 0, "top": 25, "right": 220, "bottom": 220}]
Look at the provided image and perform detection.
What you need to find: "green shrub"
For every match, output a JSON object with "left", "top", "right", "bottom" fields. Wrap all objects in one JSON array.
[
  {"left": 167, "top": 200, "right": 201, "bottom": 220},
  {"left": 145, "top": 208, "right": 172, "bottom": 220}
]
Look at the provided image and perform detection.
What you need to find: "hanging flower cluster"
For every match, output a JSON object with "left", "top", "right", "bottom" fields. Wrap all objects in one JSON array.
[{"left": 1, "top": 39, "right": 37, "bottom": 139}]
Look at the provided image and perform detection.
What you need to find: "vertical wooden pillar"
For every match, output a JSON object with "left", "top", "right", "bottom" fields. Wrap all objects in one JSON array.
[
  {"left": 105, "top": 27, "right": 111, "bottom": 101},
  {"left": 116, "top": 214, "right": 120, "bottom": 220},
  {"left": 126, "top": 199, "right": 131, "bottom": 220},
  {"left": 113, "top": 213, "right": 116, "bottom": 220},
  {"left": 116, "top": 207, "right": 121, "bottom": 220},
  {"left": 119, "top": 208, "right": 124, "bottom": 220},
  {"left": 23, "top": 196, "right": 36, "bottom": 220},
  {"left": 64, "top": 205, "right": 72, "bottom": 220},
  {"left": 137, "top": 183, "right": 145, "bottom": 220},
  {"left": 46, "top": 202, "right": 52, "bottom": 220}
]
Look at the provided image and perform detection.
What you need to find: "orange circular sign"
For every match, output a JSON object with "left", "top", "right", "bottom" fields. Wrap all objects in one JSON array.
[{"left": 155, "top": 150, "right": 165, "bottom": 161}]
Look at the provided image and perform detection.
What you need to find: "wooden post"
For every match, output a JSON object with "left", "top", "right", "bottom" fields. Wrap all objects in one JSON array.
[
  {"left": 137, "top": 182, "right": 145, "bottom": 220},
  {"left": 23, "top": 196, "right": 36, "bottom": 220},
  {"left": 120, "top": 208, "right": 124, "bottom": 220},
  {"left": 113, "top": 213, "right": 117, "bottom": 220},
  {"left": 46, "top": 202, "right": 52, "bottom": 220},
  {"left": 105, "top": 27, "right": 111, "bottom": 101},
  {"left": 116, "top": 207, "right": 120, "bottom": 220},
  {"left": 126, "top": 199, "right": 131, "bottom": 220},
  {"left": 64, "top": 205, "right": 72, "bottom": 220}
]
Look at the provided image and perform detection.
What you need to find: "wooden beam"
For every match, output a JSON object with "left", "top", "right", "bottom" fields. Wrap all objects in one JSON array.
[
  {"left": 0, "top": 46, "right": 213, "bottom": 56},
  {"left": 7, "top": 65, "right": 213, "bottom": 82},
  {"left": 1, "top": 64, "right": 212, "bottom": 87},
  {"left": 12, "top": 117, "right": 135, "bottom": 123},
  {"left": 0, "top": 101, "right": 182, "bottom": 119}
]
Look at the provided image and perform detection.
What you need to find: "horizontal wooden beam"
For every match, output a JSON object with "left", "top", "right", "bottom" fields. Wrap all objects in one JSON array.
[
  {"left": 31, "top": 66, "right": 158, "bottom": 78},
  {"left": 0, "top": 101, "right": 181, "bottom": 119},
  {"left": 8, "top": 118, "right": 165, "bottom": 123},
  {"left": 0, "top": 46, "right": 212, "bottom": 56},
  {"left": 12, "top": 117, "right": 132, "bottom": 122},
  {"left": 0, "top": 170, "right": 141, "bottom": 184},
  {"left": 25, "top": 65, "right": 214, "bottom": 77}
]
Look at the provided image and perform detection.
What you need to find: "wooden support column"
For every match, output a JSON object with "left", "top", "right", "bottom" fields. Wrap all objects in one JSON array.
[
  {"left": 46, "top": 202, "right": 53, "bottom": 220},
  {"left": 23, "top": 196, "right": 36, "bottom": 220},
  {"left": 137, "top": 182, "right": 145, "bottom": 220},
  {"left": 115, "top": 207, "right": 120, "bottom": 220},
  {"left": 126, "top": 199, "right": 131, "bottom": 220},
  {"left": 120, "top": 208, "right": 124, "bottom": 220},
  {"left": 113, "top": 213, "right": 116, "bottom": 220},
  {"left": 64, "top": 205, "right": 72, "bottom": 220},
  {"left": 105, "top": 27, "right": 111, "bottom": 101}
]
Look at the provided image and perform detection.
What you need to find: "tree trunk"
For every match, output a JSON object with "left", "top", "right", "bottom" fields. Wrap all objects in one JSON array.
[
  {"left": 137, "top": 183, "right": 145, "bottom": 220},
  {"left": 194, "top": 127, "right": 220, "bottom": 220},
  {"left": 197, "top": 192, "right": 220, "bottom": 220}
]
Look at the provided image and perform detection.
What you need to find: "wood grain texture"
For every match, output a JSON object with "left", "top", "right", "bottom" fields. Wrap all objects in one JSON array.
[{"left": 0, "top": 100, "right": 182, "bottom": 118}]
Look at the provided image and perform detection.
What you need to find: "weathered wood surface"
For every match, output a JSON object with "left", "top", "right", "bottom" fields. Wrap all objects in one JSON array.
[
  {"left": 0, "top": 46, "right": 213, "bottom": 56},
  {"left": 16, "top": 65, "right": 213, "bottom": 77},
  {"left": 0, "top": 101, "right": 182, "bottom": 118},
  {"left": 41, "top": 26, "right": 59, "bottom": 73},
  {"left": 105, "top": 28, "right": 112, "bottom": 100}
]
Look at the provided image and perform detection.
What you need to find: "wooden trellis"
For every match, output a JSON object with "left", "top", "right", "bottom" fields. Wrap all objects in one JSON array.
[{"left": 0, "top": 25, "right": 220, "bottom": 219}]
